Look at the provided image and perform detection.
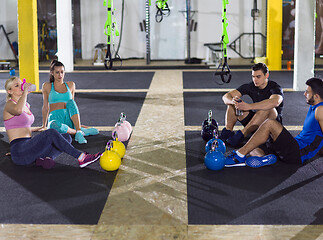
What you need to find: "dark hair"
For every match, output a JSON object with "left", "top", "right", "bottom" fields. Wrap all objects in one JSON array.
[
  {"left": 252, "top": 63, "right": 269, "bottom": 75},
  {"left": 306, "top": 77, "right": 323, "bottom": 99},
  {"left": 49, "top": 60, "right": 65, "bottom": 83}
]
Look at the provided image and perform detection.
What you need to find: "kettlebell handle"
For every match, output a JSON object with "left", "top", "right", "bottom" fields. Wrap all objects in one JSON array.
[
  {"left": 106, "top": 140, "right": 114, "bottom": 150},
  {"left": 208, "top": 110, "right": 213, "bottom": 125},
  {"left": 211, "top": 140, "right": 219, "bottom": 151},
  {"left": 213, "top": 129, "right": 219, "bottom": 139},
  {"left": 112, "top": 131, "right": 119, "bottom": 141},
  {"left": 116, "top": 119, "right": 122, "bottom": 126},
  {"left": 120, "top": 112, "right": 126, "bottom": 120}
]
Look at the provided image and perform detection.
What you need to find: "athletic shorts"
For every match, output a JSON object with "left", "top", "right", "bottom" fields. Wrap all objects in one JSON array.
[
  {"left": 239, "top": 110, "right": 282, "bottom": 126},
  {"left": 260, "top": 127, "right": 302, "bottom": 164}
]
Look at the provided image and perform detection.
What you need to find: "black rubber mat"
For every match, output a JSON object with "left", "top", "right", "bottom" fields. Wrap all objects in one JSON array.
[
  {"left": 0, "top": 131, "right": 120, "bottom": 224},
  {"left": 39, "top": 72, "right": 154, "bottom": 89},
  {"left": 185, "top": 130, "right": 323, "bottom": 225},
  {"left": 0, "top": 72, "right": 145, "bottom": 224},
  {"left": 183, "top": 71, "right": 294, "bottom": 89},
  {"left": 183, "top": 70, "right": 323, "bottom": 89},
  {"left": 0, "top": 90, "right": 137, "bottom": 224},
  {"left": 0, "top": 72, "right": 154, "bottom": 90}
]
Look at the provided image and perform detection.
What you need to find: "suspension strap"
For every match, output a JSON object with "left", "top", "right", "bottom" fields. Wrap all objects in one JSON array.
[
  {"left": 103, "top": 0, "right": 121, "bottom": 69},
  {"left": 155, "top": 0, "right": 170, "bottom": 23},
  {"left": 214, "top": 0, "right": 232, "bottom": 84}
]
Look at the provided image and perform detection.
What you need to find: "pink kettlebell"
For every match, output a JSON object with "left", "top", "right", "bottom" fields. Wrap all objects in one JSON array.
[
  {"left": 120, "top": 112, "right": 132, "bottom": 133},
  {"left": 112, "top": 119, "right": 130, "bottom": 142}
]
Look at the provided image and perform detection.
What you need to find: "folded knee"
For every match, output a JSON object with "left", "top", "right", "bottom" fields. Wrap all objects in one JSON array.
[
  {"left": 48, "top": 120, "right": 69, "bottom": 133},
  {"left": 262, "top": 119, "right": 278, "bottom": 128},
  {"left": 255, "top": 109, "right": 277, "bottom": 119},
  {"left": 62, "top": 133, "right": 72, "bottom": 143},
  {"left": 66, "top": 99, "right": 80, "bottom": 116}
]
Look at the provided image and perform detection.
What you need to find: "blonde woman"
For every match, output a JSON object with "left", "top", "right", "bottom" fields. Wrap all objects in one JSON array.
[{"left": 3, "top": 77, "right": 101, "bottom": 169}]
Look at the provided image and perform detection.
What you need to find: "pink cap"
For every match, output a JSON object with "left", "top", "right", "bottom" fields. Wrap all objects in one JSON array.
[{"left": 21, "top": 78, "right": 26, "bottom": 91}]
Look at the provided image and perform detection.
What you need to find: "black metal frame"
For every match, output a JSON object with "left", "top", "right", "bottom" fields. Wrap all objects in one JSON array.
[
  {"left": 229, "top": 32, "right": 266, "bottom": 59},
  {"left": 0, "top": 25, "right": 18, "bottom": 62},
  {"left": 145, "top": 0, "right": 151, "bottom": 64}
]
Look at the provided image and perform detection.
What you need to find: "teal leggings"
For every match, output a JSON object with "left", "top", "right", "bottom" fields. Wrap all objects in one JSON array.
[{"left": 48, "top": 99, "right": 80, "bottom": 133}]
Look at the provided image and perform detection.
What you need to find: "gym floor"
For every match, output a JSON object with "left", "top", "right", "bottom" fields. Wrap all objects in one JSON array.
[{"left": 0, "top": 60, "right": 322, "bottom": 239}]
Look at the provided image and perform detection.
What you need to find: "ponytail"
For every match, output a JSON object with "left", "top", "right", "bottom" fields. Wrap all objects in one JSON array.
[{"left": 49, "top": 60, "right": 65, "bottom": 83}]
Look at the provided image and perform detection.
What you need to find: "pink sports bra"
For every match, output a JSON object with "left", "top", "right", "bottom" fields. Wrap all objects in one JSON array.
[{"left": 4, "top": 100, "right": 35, "bottom": 130}]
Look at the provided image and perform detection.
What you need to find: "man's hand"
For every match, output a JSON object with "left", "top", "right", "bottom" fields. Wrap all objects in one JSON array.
[{"left": 233, "top": 97, "right": 250, "bottom": 111}]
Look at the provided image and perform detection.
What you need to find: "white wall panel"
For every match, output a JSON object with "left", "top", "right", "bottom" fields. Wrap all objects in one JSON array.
[{"left": 0, "top": 1, "right": 18, "bottom": 60}]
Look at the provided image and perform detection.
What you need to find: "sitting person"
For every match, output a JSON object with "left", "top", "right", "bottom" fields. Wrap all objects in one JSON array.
[
  {"left": 224, "top": 77, "right": 323, "bottom": 168},
  {"left": 220, "top": 62, "right": 284, "bottom": 147},
  {"left": 3, "top": 77, "right": 101, "bottom": 169},
  {"left": 40, "top": 60, "right": 99, "bottom": 144}
]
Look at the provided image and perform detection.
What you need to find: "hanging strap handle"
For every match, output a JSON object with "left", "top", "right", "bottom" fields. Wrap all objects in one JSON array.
[
  {"left": 214, "top": 0, "right": 232, "bottom": 84},
  {"left": 103, "top": 0, "right": 121, "bottom": 70}
]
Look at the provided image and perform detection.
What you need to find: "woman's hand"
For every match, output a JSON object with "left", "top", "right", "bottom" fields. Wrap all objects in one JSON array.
[
  {"left": 32, "top": 126, "right": 47, "bottom": 132},
  {"left": 23, "top": 82, "right": 33, "bottom": 94}
]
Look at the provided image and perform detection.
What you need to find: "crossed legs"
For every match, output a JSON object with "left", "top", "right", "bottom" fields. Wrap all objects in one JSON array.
[
  {"left": 47, "top": 100, "right": 99, "bottom": 143},
  {"left": 238, "top": 119, "right": 283, "bottom": 156},
  {"left": 225, "top": 104, "right": 278, "bottom": 136}
]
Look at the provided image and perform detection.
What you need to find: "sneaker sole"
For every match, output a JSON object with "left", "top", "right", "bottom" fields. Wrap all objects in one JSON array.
[
  {"left": 76, "top": 139, "right": 87, "bottom": 144},
  {"left": 246, "top": 156, "right": 277, "bottom": 168},
  {"left": 79, "top": 154, "right": 101, "bottom": 168},
  {"left": 82, "top": 129, "right": 99, "bottom": 136},
  {"left": 224, "top": 162, "right": 246, "bottom": 167}
]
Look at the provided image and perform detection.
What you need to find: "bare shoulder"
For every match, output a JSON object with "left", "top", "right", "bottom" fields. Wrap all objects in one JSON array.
[
  {"left": 3, "top": 100, "right": 15, "bottom": 116},
  {"left": 42, "top": 82, "right": 51, "bottom": 93},
  {"left": 4, "top": 100, "right": 14, "bottom": 109},
  {"left": 67, "top": 81, "right": 75, "bottom": 90}
]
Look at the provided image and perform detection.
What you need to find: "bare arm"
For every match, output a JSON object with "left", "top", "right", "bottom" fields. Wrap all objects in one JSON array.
[
  {"left": 5, "top": 85, "right": 30, "bottom": 115},
  {"left": 222, "top": 89, "right": 242, "bottom": 105},
  {"left": 68, "top": 81, "right": 76, "bottom": 99},
  {"left": 316, "top": 105, "right": 323, "bottom": 155},
  {"left": 236, "top": 94, "right": 283, "bottom": 111},
  {"left": 41, "top": 82, "right": 50, "bottom": 128},
  {"left": 316, "top": 105, "right": 323, "bottom": 132}
]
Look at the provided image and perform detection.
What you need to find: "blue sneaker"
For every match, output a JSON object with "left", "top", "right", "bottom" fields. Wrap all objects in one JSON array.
[
  {"left": 75, "top": 131, "right": 87, "bottom": 144},
  {"left": 246, "top": 154, "right": 277, "bottom": 168},
  {"left": 224, "top": 150, "right": 246, "bottom": 167},
  {"left": 81, "top": 127, "right": 99, "bottom": 136},
  {"left": 219, "top": 128, "right": 234, "bottom": 142},
  {"left": 227, "top": 130, "right": 244, "bottom": 147}
]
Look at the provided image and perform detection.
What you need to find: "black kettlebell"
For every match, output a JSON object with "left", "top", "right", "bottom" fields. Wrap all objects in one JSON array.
[{"left": 201, "top": 110, "right": 218, "bottom": 142}]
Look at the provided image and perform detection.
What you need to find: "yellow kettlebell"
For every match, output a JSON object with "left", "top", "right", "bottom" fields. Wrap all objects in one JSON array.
[
  {"left": 110, "top": 131, "right": 126, "bottom": 158},
  {"left": 100, "top": 140, "right": 121, "bottom": 171}
]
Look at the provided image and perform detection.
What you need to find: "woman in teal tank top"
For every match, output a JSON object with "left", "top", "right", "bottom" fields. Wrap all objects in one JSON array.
[{"left": 40, "top": 60, "right": 99, "bottom": 144}]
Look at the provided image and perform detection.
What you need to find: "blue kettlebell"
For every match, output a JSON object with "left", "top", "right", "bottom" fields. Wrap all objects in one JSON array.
[
  {"left": 204, "top": 141, "right": 225, "bottom": 171},
  {"left": 205, "top": 129, "right": 226, "bottom": 154},
  {"left": 201, "top": 110, "right": 218, "bottom": 142}
]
